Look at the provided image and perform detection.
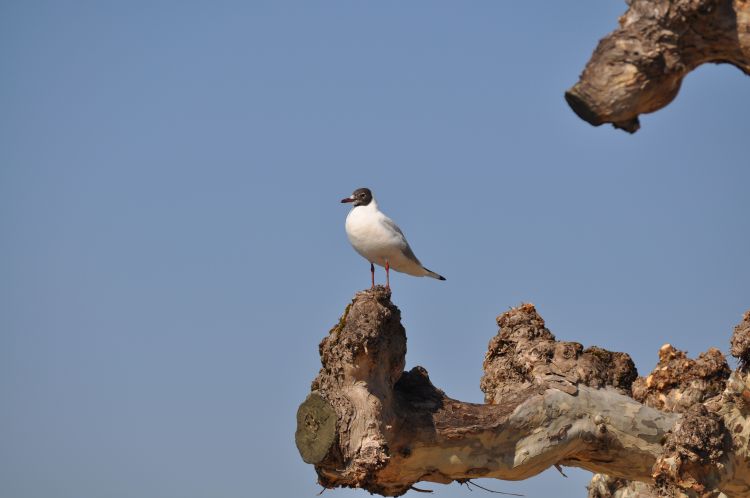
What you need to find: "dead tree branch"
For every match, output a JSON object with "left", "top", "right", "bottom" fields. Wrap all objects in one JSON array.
[
  {"left": 565, "top": 0, "right": 750, "bottom": 132},
  {"left": 295, "top": 288, "right": 750, "bottom": 496}
]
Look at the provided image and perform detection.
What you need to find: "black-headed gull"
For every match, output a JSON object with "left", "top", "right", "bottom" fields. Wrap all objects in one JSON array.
[{"left": 341, "top": 187, "right": 446, "bottom": 289}]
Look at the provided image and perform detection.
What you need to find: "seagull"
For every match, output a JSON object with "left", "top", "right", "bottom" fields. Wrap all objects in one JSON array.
[{"left": 341, "top": 187, "right": 446, "bottom": 289}]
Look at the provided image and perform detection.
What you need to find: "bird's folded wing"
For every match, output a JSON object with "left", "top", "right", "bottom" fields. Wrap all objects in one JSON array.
[{"left": 380, "top": 217, "right": 421, "bottom": 265}]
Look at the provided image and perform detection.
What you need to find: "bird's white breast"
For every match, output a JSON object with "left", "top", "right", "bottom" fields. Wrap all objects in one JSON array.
[{"left": 345, "top": 203, "right": 404, "bottom": 265}]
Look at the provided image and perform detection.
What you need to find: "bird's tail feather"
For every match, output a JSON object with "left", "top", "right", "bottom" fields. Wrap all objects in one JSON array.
[{"left": 423, "top": 267, "right": 446, "bottom": 281}]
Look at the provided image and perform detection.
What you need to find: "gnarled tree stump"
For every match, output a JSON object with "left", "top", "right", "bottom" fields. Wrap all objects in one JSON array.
[
  {"left": 566, "top": 0, "right": 750, "bottom": 132},
  {"left": 296, "top": 288, "right": 750, "bottom": 497}
]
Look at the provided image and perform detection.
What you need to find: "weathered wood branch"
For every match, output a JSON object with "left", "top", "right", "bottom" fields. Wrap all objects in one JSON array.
[
  {"left": 590, "top": 312, "right": 750, "bottom": 497},
  {"left": 566, "top": 0, "right": 750, "bottom": 132},
  {"left": 296, "top": 288, "right": 750, "bottom": 496}
]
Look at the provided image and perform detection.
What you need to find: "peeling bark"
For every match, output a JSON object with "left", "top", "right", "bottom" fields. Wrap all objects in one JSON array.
[
  {"left": 296, "top": 288, "right": 750, "bottom": 497},
  {"left": 589, "top": 317, "right": 749, "bottom": 497},
  {"left": 566, "top": 0, "right": 750, "bottom": 132}
]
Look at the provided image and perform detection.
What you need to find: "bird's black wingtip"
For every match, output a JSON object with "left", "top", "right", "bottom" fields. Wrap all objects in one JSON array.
[{"left": 423, "top": 267, "right": 446, "bottom": 281}]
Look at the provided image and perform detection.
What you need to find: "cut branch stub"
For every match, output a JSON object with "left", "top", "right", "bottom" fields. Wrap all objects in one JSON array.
[
  {"left": 308, "top": 286, "right": 406, "bottom": 493},
  {"left": 566, "top": 0, "right": 750, "bottom": 132},
  {"left": 296, "top": 392, "right": 337, "bottom": 464}
]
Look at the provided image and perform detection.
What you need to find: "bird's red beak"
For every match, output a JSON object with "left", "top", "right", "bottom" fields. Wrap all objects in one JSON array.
[{"left": 341, "top": 197, "right": 354, "bottom": 203}]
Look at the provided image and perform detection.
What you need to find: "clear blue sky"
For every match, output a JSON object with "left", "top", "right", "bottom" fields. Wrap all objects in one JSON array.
[{"left": 2, "top": 2, "right": 748, "bottom": 497}]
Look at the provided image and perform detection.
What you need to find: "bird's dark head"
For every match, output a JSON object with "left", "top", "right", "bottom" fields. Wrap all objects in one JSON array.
[{"left": 341, "top": 187, "right": 373, "bottom": 207}]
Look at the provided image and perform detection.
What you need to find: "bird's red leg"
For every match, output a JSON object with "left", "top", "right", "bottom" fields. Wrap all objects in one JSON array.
[
  {"left": 385, "top": 260, "right": 390, "bottom": 290},
  {"left": 370, "top": 263, "right": 375, "bottom": 289}
]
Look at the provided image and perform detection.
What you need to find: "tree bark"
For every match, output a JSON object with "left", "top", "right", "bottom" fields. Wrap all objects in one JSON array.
[
  {"left": 565, "top": 0, "right": 750, "bottom": 133},
  {"left": 589, "top": 313, "right": 750, "bottom": 497},
  {"left": 295, "top": 288, "right": 750, "bottom": 497}
]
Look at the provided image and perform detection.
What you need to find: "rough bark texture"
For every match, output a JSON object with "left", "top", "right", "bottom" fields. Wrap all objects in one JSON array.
[
  {"left": 632, "top": 344, "right": 730, "bottom": 413},
  {"left": 296, "top": 288, "right": 750, "bottom": 497},
  {"left": 588, "top": 473, "right": 661, "bottom": 498},
  {"left": 730, "top": 310, "right": 750, "bottom": 371},
  {"left": 566, "top": 0, "right": 750, "bottom": 132},
  {"left": 481, "top": 303, "right": 637, "bottom": 402},
  {"left": 588, "top": 320, "right": 747, "bottom": 497}
]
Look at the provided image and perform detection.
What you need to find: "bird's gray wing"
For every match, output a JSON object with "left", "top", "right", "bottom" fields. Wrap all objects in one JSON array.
[
  {"left": 380, "top": 217, "right": 422, "bottom": 265},
  {"left": 381, "top": 216, "right": 406, "bottom": 238}
]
